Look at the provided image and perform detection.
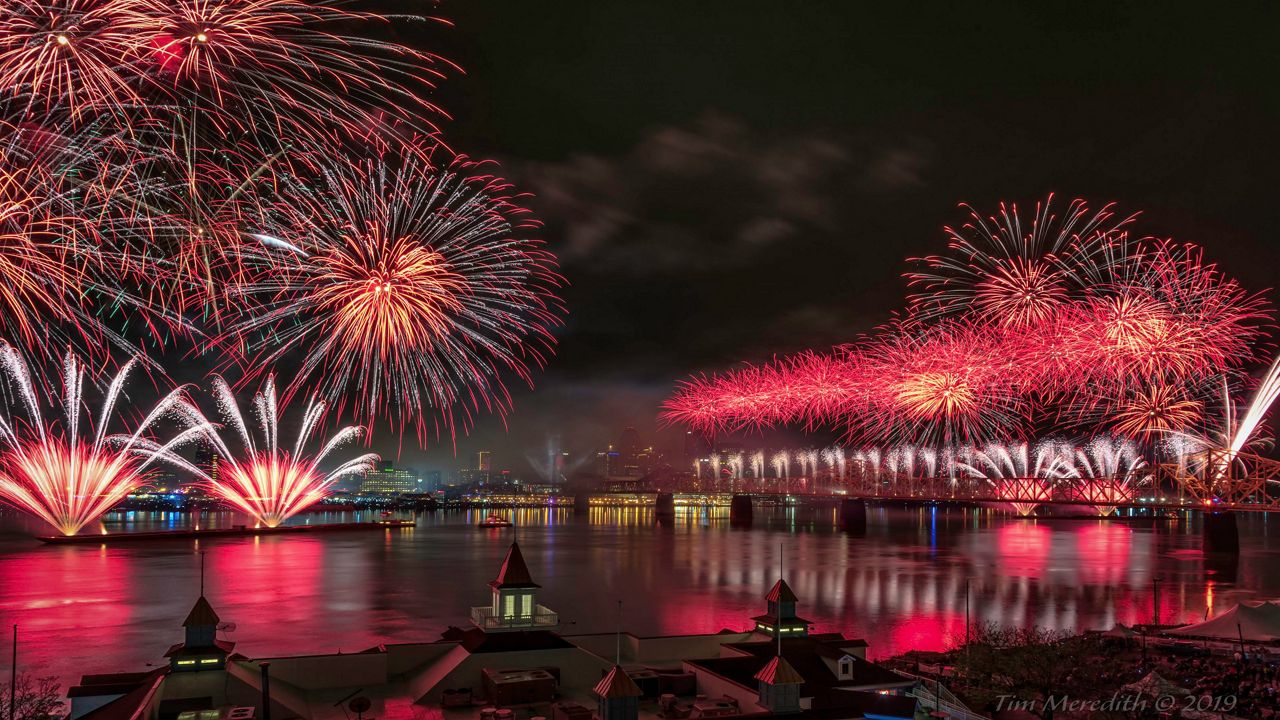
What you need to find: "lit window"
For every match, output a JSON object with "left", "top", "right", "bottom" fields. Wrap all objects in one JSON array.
[
  {"left": 521, "top": 594, "right": 532, "bottom": 618},
  {"left": 200, "top": 658, "right": 220, "bottom": 664},
  {"left": 177, "top": 660, "right": 196, "bottom": 666},
  {"left": 504, "top": 594, "right": 515, "bottom": 619}
]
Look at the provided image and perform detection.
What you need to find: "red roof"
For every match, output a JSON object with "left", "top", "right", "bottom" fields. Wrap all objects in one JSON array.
[
  {"left": 183, "top": 596, "right": 220, "bottom": 627},
  {"left": 594, "top": 666, "right": 643, "bottom": 698},
  {"left": 765, "top": 579, "right": 798, "bottom": 603},
  {"left": 489, "top": 542, "right": 540, "bottom": 589},
  {"left": 753, "top": 655, "right": 804, "bottom": 685}
]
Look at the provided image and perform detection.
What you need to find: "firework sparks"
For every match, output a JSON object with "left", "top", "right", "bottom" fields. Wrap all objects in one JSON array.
[
  {"left": 0, "top": 345, "right": 208, "bottom": 536},
  {"left": 199, "top": 374, "right": 377, "bottom": 527},
  {"left": 906, "top": 195, "right": 1137, "bottom": 328},
  {"left": 222, "top": 145, "right": 563, "bottom": 441}
]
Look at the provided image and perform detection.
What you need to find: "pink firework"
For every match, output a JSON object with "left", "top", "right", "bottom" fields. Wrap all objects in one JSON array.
[
  {"left": 0, "top": 344, "right": 209, "bottom": 536},
  {"left": 198, "top": 374, "right": 377, "bottom": 527},
  {"left": 0, "top": 0, "right": 149, "bottom": 115},
  {"left": 906, "top": 194, "right": 1137, "bottom": 328},
  {"left": 856, "top": 322, "right": 1027, "bottom": 445}
]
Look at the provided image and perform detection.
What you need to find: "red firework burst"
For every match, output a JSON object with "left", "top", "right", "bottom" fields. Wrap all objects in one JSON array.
[
  {"left": 856, "top": 322, "right": 1027, "bottom": 444},
  {"left": 138, "top": 0, "right": 455, "bottom": 134},
  {"left": 906, "top": 194, "right": 1137, "bottom": 328},
  {"left": 219, "top": 144, "right": 563, "bottom": 442},
  {"left": 0, "top": 0, "right": 149, "bottom": 115}
]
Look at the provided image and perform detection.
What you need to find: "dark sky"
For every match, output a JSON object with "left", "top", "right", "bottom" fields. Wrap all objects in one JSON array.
[{"left": 392, "top": 0, "right": 1280, "bottom": 478}]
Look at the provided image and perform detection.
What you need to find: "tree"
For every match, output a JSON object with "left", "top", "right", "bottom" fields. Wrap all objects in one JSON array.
[
  {"left": 0, "top": 674, "right": 64, "bottom": 720},
  {"left": 955, "top": 623, "right": 1125, "bottom": 719}
]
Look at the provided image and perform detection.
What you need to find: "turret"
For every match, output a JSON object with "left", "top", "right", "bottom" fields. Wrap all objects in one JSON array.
[
  {"left": 754, "top": 655, "right": 803, "bottom": 713},
  {"left": 165, "top": 596, "right": 234, "bottom": 671},
  {"left": 752, "top": 579, "right": 811, "bottom": 638},
  {"left": 594, "top": 666, "right": 642, "bottom": 720}
]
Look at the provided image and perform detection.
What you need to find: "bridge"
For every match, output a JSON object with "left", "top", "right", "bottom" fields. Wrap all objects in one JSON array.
[{"left": 576, "top": 449, "right": 1280, "bottom": 552}]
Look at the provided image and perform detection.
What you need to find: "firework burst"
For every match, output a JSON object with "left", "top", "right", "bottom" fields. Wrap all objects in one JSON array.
[
  {"left": 221, "top": 144, "right": 563, "bottom": 441},
  {"left": 0, "top": 344, "right": 208, "bottom": 535},
  {"left": 906, "top": 195, "right": 1137, "bottom": 328},
  {"left": 199, "top": 374, "right": 377, "bottom": 527},
  {"left": 0, "top": 0, "right": 149, "bottom": 115}
]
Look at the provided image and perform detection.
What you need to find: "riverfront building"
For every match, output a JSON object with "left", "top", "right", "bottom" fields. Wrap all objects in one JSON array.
[
  {"left": 66, "top": 543, "right": 935, "bottom": 720},
  {"left": 361, "top": 461, "right": 419, "bottom": 494}
]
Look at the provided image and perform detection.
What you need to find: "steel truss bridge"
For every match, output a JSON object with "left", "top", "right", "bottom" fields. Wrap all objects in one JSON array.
[{"left": 646, "top": 449, "right": 1280, "bottom": 514}]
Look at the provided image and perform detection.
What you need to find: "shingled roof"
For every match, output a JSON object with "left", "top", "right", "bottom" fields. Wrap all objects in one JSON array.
[
  {"left": 489, "top": 542, "right": 540, "bottom": 589},
  {"left": 765, "top": 579, "right": 798, "bottom": 603},
  {"left": 753, "top": 655, "right": 804, "bottom": 685},
  {"left": 182, "top": 596, "right": 220, "bottom": 627},
  {"left": 594, "top": 665, "right": 643, "bottom": 698}
]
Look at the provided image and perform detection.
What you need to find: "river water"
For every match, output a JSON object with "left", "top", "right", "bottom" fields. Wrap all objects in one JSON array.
[{"left": 1, "top": 506, "right": 1277, "bottom": 687}]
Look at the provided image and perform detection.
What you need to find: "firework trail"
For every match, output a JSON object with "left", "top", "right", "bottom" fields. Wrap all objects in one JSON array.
[
  {"left": 771, "top": 450, "right": 789, "bottom": 479},
  {"left": 222, "top": 144, "right": 563, "bottom": 442},
  {"left": 0, "top": 345, "right": 209, "bottom": 535},
  {"left": 727, "top": 452, "right": 744, "bottom": 479},
  {"left": 198, "top": 374, "right": 377, "bottom": 527},
  {"left": 749, "top": 451, "right": 764, "bottom": 480},
  {"left": 822, "top": 446, "right": 845, "bottom": 480}
]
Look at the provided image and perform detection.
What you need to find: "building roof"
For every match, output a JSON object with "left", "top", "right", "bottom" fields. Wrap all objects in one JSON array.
[
  {"left": 182, "top": 596, "right": 220, "bottom": 627},
  {"left": 489, "top": 542, "right": 540, "bottom": 589},
  {"left": 594, "top": 665, "right": 644, "bottom": 698},
  {"left": 751, "top": 613, "right": 813, "bottom": 627},
  {"left": 440, "top": 627, "right": 573, "bottom": 653},
  {"left": 753, "top": 655, "right": 804, "bottom": 685},
  {"left": 808, "top": 689, "right": 919, "bottom": 719},
  {"left": 765, "top": 579, "right": 799, "bottom": 604},
  {"left": 70, "top": 668, "right": 167, "bottom": 720},
  {"left": 164, "top": 639, "right": 235, "bottom": 658},
  {"left": 693, "top": 637, "right": 909, "bottom": 696}
]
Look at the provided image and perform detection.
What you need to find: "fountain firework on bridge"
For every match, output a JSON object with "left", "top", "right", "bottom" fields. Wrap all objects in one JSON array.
[{"left": 690, "top": 438, "right": 1164, "bottom": 516}]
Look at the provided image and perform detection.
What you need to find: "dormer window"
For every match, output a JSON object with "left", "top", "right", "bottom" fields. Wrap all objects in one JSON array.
[{"left": 838, "top": 655, "right": 853, "bottom": 680}]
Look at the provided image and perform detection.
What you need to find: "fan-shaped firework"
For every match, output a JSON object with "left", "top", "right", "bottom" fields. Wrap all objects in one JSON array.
[
  {"left": 0, "top": 344, "right": 208, "bottom": 535},
  {"left": 198, "top": 374, "right": 377, "bottom": 527},
  {"left": 221, "top": 144, "right": 563, "bottom": 441}
]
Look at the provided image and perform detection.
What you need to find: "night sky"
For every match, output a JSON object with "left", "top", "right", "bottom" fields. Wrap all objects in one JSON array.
[{"left": 396, "top": 1, "right": 1280, "bottom": 478}]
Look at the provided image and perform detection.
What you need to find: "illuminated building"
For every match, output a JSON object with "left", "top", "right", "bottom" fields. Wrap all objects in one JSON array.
[{"left": 359, "top": 460, "right": 418, "bottom": 494}]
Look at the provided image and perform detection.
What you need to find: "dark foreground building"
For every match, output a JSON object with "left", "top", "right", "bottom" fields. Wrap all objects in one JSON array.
[{"left": 68, "top": 543, "right": 956, "bottom": 720}]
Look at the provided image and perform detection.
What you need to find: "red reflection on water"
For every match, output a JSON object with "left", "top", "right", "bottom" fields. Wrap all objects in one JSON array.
[
  {"left": 888, "top": 612, "right": 966, "bottom": 655},
  {"left": 0, "top": 544, "right": 140, "bottom": 677},
  {"left": 1076, "top": 522, "right": 1131, "bottom": 585},
  {"left": 997, "top": 522, "right": 1050, "bottom": 578}
]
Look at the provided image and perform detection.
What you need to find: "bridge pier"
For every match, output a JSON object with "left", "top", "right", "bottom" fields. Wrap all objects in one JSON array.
[
  {"left": 730, "top": 494, "right": 753, "bottom": 526},
  {"left": 839, "top": 498, "right": 867, "bottom": 533},
  {"left": 655, "top": 492, "right": 675, "bottom": 518},
  {"left": 1203, "top": 511, "right": 1239, "bottom": 553},
  {"left": 573, "top": 493, "right": 592, "bottom": 516}
]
